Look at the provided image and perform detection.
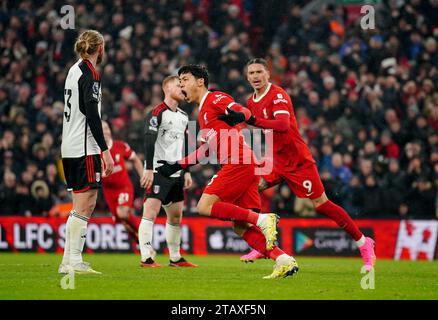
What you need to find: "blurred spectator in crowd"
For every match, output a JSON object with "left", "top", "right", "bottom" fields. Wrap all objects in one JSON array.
[
  {"left": 404, "top": 176, "right": 436, "bottom": 218},
  {"left": 0, "top": 171, "right": 17, "bottom": 215},
  {"left": 329, "top": 153, "right": 352, "bottom": 186},
  {"left": 272, "top": 184, "right": 295, "bottom": 216},
  {"left": 15, "top": 180, "right": 33, "bottom": 216},
  {"left": 320, "top": 169, "right": 346, "bottom": 207},
  {"left": 381, "top": 159, "right": 407, "bottom": 216},
  {"left": 377, "top": 131, "right": 400, "bottom": 159},
  {"left": 30, "top": 180, "right": 53, "bottom": 217},
  {"left": 343, "top": 175, "right": 363, "bottom": 217},
  {"left": 359, "top": 175, "right": 383, "bottom": 216},
  {"left": 294, "top": 197, "right": 316, "bottom": 217}
]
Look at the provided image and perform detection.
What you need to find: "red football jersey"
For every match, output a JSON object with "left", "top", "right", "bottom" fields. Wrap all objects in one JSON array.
[
  {"left": 198, "top": 91, "right": 254, "bottom": 165},
  {"left": 101, "top": 140, "right": 135, "bottom": 189},
  {"left": 246, "top": 83, "right": 315, "bottom": 170}
]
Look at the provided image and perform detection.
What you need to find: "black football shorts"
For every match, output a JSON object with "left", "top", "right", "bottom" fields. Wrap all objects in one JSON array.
[
  {"left": 144, "top": 173, "right": 185, "bottom": 206},
  {"left": 62, "top": 154, "right": 102, "bottom": 193}
]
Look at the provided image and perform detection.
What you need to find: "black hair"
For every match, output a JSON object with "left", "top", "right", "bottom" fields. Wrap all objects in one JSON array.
[
  {"left": 178, "top": 64, "right": 209, "bottom": 88},
  {"left": 246, "top": 58, "right": 268, "bottom": 70}
]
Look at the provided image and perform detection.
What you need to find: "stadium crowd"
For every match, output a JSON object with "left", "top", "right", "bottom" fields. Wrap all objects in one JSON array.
[{"left": 0, "top": 0, "right": 437, "bottom": 218}]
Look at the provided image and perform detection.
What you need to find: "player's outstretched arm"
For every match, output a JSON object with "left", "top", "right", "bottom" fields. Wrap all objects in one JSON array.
[
  {"left": 217, "top": 103, "right": 289, "bottom": 132},
  {"left": 156, "top": 134, "right": 215, "bottom": 177},
  {"left": 156, "top": 160, "right": 184, "bottom": 177},
  {"left": 248, "top": 113, "right": 290, "bottom": 132},
  {"left": 217, "top": 104, "right": 252, "bottom": 126},
  {"left": 156, "top": 144, "right": 207, "bottom": 177}
]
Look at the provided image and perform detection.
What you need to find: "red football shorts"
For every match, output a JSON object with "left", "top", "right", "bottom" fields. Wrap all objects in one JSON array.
[
  {"left": 203, "top": 164, "right": 261, "bottom": 211},
  {"left": 263, "top": 162, "right": 325, "bottom": 199},
  {"left": 102, "top": 186, "right": 134, "bottom": 216}
]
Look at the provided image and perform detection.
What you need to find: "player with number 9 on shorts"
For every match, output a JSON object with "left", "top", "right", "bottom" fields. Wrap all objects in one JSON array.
[{"left": 219, "top": 58, "right": 376, "bottom": 272}]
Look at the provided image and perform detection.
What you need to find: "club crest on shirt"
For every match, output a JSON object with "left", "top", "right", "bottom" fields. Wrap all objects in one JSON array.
[
  {"left": 150, "top": 116, "right": 158, "bottom": 127},
  {"left": 263, "top": 108, "right": 268, "bottom": 119},
  {"left": 273, "top": 93, "right": 288, "bottom": 104},
  {"left": 93, "top": 82, "right": 99, "bottom": 93},
  {"left": 92, "top": 82, "right": 99, "bottom": 100},
  {"left": 153, "top": 185, "right": 160, "bottom": 194},
  {"left": 115, "top": 153, "right": 120, "bottom": 162},
  {"left": 95, "top": 172, "right": 101, "bottom": 182}
]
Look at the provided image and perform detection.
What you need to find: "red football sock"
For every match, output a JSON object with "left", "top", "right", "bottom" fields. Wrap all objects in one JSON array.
[
  {"left": 120, "top": 214, "right": 140, "bottom": 242},
  {"left": 127, "top": 213, "right": 140, "bottom": 231},
  {"left": 267, "top": 246, "right": 285, "bottom": 260},
  {"left": 242, "top": 226, "right": 285, "bottom": 261},
  {"left": 210, "top": 202, "right": 259, "bottom": 225},
  {"left": 316, "top": 200, "right": 363, "bottom": 241}
]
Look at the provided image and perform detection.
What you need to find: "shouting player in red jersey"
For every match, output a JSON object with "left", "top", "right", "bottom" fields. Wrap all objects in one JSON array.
[
  {"left": 219, "top": 58, "right": 376, "bottom": 272},
  {"left": 157, "top": 65, "right": 299, "bottom": 279},
  {"left": 101, "top": 121, "right": 143, "bottom": 242}
]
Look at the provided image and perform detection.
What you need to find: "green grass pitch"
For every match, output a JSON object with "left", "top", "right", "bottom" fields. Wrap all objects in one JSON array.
[{"left": 0, "top": 253, "right": 437, "bottom": 300}]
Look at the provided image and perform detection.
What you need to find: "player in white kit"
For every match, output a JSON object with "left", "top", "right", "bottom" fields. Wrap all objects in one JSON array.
[
  {"left": 59, "top": 30, "right": 114, "bottom": 274},
  {"left": 138, "top": 75, "right": 197, "bottom": 268}
]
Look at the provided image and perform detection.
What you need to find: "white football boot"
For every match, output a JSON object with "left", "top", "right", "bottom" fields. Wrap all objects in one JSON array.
[
  {"left": 71, "top": 261, "right": 102, "bottom": 274},
  {"left": 58, "top": 263, "right": 71, "bottom": 274}
]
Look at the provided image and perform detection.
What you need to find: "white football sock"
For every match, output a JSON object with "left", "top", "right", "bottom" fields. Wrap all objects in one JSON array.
[
  {"left": 356, "top": 235, "right": 366, "bottom": 247},
  {"left": 139, "top": 218, "right": 154, "bottom": 261},
  {"left": 275, "top": 253, "right": 291, "bottom": 265},
  {"left": 61, "top": 211, "right": 74, "bottom": 265},
  {"left": 68, "top": 211, "right": 89, "bottom": 266},
  {"left": 256, "top": 213, "right": 267, "bottom": 227},
  {"left": 166, "top": 222, "right": 182, "bottom": 262}
]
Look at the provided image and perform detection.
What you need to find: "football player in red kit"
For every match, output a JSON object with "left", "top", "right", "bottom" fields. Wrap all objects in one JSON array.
[
  {"left": 157, "top": 65, "right": 299, "bottom": 279},
  {"left": 219, "top": 58, "right": 376, "bottom": 272},
  {"left": 101, "top": 121, "right": 144, "bottom": 242}
]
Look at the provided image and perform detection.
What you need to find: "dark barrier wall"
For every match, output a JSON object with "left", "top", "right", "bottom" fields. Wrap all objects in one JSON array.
[{"left": 0, "top": 217, "right": 437, "bottom": 260}]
